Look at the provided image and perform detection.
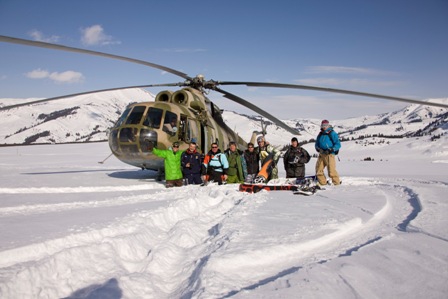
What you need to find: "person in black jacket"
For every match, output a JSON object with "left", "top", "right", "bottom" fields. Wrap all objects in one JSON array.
[
  {"left": 243, "top": 142, "right": 260, "bottom": 183},
  {"left": 181, "top": 142, "right": 203, "bottom": 185},
  {"left": 283, "top": 137, "right": 311, "bottom": 179}
]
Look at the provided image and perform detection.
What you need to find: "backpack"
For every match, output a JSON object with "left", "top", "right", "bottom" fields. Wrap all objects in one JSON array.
[{"left": 206, "top": 153, "right": 224, "bottom": 172}]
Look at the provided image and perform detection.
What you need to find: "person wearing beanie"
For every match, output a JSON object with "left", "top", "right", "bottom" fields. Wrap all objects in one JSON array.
[
  {"left": 256, "top": 136, "right": 281, "bottom": 182},
  {"left": 283, "top": 137, "right": 311, "bottom": 179},
  {"left": 153, "top": 141, "right": 184, "bottom": 187},
  {"left": 243, "top": 142, "right": 260, "bottom": 183},
  {"left": 315, "top": 120, "right": 341, "bottom": 185}
]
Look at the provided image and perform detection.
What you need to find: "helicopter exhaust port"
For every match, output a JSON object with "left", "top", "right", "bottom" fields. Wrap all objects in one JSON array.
[
  {"left": 172, "top": 90, "right": 189, "bottom": 104},
  {"left": 155, "top": 90, "right": 173, "bottom": 102}
]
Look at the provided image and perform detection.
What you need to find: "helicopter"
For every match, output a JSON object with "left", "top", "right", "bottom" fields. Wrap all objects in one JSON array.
[{"left": 1, "top": 35, "right": 447, "bottom": 175}]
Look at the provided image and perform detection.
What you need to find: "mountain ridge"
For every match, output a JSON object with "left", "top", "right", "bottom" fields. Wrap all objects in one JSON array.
[{"left": 0, "top": 89, "right": 446, "bottom": 146}]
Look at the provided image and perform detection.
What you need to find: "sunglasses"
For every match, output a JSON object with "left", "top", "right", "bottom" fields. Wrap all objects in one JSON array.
[
  {"left": 173, "top": 146, "right": 179, "bottom": 148},
  {"left": 248, "top": 146, "right": 254, "bottom": 148},
  {"left": 211, "top": 146, "right": 218, "bottom": 148}
]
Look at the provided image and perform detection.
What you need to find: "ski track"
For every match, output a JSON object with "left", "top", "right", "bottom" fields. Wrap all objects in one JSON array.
[
  {"left": 0, "top": 184, "right": 159, "bottom": 194},
  {"left": 0, "top": 185, "right": 166, "bottom": 217},
  {"left": 0, "top": 177, "right": 445, "bottom": 298}
]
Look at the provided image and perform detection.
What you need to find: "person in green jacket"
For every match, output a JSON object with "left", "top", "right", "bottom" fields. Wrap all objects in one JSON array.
[
  {"left": 153, "top": 141, "right": 184, "bottom": 188},
  {"left": 224, "top": 141, "right": 247, "bottom": 184}
]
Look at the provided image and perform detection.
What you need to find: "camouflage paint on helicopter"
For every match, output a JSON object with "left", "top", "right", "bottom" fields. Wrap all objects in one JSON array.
[{"left": 108, "top": 87, "right": 249, "bottom": 171}]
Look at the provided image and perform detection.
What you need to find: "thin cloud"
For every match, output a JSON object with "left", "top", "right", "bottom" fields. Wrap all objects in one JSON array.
[
  {"left": 80, "top": 25, "right": 121, "bottom": 46},
  {"left": 295, "top": 77, "right": 404, "bottom": 88},
  {"left": 26, "top": 69, "right": 84, "bottom": 83},
  {"left": 159, "top": 48, "right": 207, "bottom": 53},
  {"left": 28, "top": 30, "right": 60, "bottom": 43},
  {"left": 49, "top": 71, "right": 84, "bottom": 83},
  {"left": 26, "top": 69, "right": 50, "bottom": 79},
  {"left": 306, "top": 66, "right": 398, "bottom": 76}
]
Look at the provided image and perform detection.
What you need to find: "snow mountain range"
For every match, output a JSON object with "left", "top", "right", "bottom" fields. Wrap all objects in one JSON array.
[{"left": 0, "top": 89, "right": 447, "bottom": 147}]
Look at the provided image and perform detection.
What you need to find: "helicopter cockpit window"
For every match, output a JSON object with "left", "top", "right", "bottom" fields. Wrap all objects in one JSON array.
[
  {"left": 125, "top": 106, "right": 146, "bottom": 125},
  {"left": 163, "top": 111, "right": 178, "bottom": 136},
  {"left": 115, "top": 107, "right": 131, "bottom": 127},
  {"left": 143, "top": 107, "right": 163, "bottom": 129}
]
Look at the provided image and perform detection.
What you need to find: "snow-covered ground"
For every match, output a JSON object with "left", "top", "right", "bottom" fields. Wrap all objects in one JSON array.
[{"left": 0, "top": 137, "right": 447, "bottom": 298}]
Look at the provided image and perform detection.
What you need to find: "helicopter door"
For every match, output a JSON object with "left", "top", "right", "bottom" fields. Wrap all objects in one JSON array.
[
  {"left": 200, "top": 123, "right": 208, "bottom": 154},
  {"left": 178, "top": 115, "right": 199, "bottom": 144}
]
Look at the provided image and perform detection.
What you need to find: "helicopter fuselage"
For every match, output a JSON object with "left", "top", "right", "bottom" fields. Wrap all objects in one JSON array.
[{"left": 108, "top": 87, "right": 247, "bottom": 171}]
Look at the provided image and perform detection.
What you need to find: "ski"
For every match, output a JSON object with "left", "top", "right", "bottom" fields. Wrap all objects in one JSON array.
[
  {"left": 293, "top": 190, "right": 315, "bottom": 196},
  {"left": 293, "top": 186, "right": 318, "bottom": 196},
  {"left": 315, "top": 185, "right": 326, "bottom": 190}
]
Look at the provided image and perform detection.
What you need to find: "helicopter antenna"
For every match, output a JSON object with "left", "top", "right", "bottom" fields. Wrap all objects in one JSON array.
[{"left": 98, "top": 153, "right": 113, "bottom": 164}]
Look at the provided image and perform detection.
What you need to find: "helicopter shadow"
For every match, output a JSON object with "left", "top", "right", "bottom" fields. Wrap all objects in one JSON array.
[
  {"left": 22, "top": 169, "right": 127, "bottom": 175},
  {"left": 23, "top": 167, "right": 162, "bottom": 182},
  {"left": 62, "top": 278, "right": 122, "bottom": 299},
  {"left": 107, "top": 169, "right": 159, "bottom": 181}
]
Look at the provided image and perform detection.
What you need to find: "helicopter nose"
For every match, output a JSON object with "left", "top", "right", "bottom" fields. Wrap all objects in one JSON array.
[{"left": 109, "top": 126, "right": 158, "bottom": 154}]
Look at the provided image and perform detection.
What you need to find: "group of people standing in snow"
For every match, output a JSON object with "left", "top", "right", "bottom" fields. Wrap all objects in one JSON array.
[{"left": 152, "top": 119, "right": 341, "bottom": 188}]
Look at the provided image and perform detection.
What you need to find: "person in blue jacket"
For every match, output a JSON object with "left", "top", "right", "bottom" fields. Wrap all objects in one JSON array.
[
  {"left": 201, "top": 143, "right": 229, "bottom": 185},
  {"left": 315, "top": 119, "right": 341, "bottom": 186}
]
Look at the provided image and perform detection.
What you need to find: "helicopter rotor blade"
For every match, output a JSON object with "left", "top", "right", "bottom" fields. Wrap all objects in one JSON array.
[
  {"left": 214, "top": 87, "right": 301, "bottom": 136},
  {"left": 217, "top": 81, "right": 448, "bottom": 109},
  {"left": 0, "top": 83, "right": 184, "bottom": 111},
  {"left": 0, "top": 35, "right": 192, "bottom": 81}
]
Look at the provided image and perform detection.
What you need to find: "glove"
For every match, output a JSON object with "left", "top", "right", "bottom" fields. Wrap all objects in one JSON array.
[{"left": 260, "top": 151, "right": 269, "bottom": 159}]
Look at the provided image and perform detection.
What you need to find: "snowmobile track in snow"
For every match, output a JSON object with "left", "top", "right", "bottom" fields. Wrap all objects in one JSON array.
[{"left": 0, "top": 177, "right": 446, "bottom": 298}]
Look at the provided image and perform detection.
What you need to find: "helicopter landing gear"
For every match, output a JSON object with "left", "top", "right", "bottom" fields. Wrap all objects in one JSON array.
[{"left": 156, "top": 169, "right": 164, "bottom": 181}]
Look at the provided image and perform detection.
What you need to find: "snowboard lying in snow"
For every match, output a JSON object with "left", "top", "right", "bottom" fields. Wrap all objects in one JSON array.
[
  {"left": 239, "top": 175, "right": 321, "bottom": 195},
  {"left": 239, "top": 183, "right": 300, "bottom": 193}
]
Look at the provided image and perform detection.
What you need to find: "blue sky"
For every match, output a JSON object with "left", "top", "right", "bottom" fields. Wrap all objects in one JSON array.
[{"left": 1, "top": 0, "right": 447, "bottom": 120}]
